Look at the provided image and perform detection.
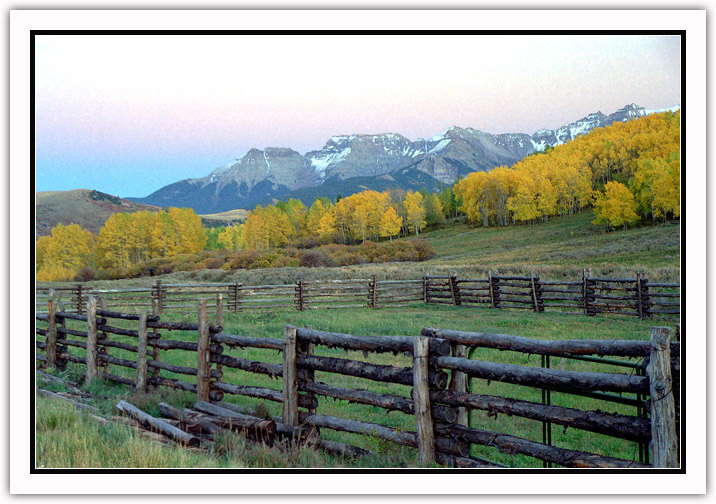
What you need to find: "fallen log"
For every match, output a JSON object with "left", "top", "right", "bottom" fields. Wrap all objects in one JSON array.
[
  {"left": 116, "top": 400, "right": 200, "bottom": 447},
  {"left": 193, "top": 401, "right": 276, "bottom": 441},
  {"left": 36, "top": 388, "right": 101, "bottom": 414},
  {"left": 440, "top": 424, "right": 649, "bottom": 468}
]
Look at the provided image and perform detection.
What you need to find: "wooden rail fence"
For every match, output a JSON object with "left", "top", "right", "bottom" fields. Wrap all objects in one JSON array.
[
  {"left": 424, "top": 270, "right": 680, "bottom": 319},
  {"left": 35, "top": 291, "right": 680, "bottom": 468},
  {"left": 36, "top": 271, "right": 679, "bottom": 319}
]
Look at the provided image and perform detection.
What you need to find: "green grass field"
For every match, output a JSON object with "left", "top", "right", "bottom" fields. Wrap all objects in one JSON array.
[{"left": 36, "top": 302, "right": 677, "bottom": 468}]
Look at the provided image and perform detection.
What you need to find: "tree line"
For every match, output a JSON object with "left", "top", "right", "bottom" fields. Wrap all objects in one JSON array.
[{"left": 454, "top": 110, "right": 680, "bottom": 230}]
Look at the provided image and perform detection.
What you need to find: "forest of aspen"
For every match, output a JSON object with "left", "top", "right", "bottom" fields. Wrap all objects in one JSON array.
[{"left": 36, "top": 111, "right": 680, "bottom": 283}]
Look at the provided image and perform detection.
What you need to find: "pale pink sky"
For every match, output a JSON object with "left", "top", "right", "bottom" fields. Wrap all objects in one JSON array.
[{"left": 35, "top": 34, "right": 681, "bottom": 197}]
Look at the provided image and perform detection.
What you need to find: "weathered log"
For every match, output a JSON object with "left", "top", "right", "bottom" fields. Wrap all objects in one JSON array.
[
  {"left": 434, "top": 356, "right": 649, "bottom": 394},
  {"left": 158, "top": 403, "right": 233, "bottom": 438},
  {"left": 55, "top": 311, "right": 88, "bottom": 322},
  {"left": 210, "top": 354, "right": 283, "bottom": 377},
  {"left": 193, "top": 401, "right": 276, "bottom": 440},
  {"left": 430, "top": 389, "right": 651, "bottom": 443},
  {"left": 413, "top": 337, "right": 435, "bottom": 464},
  {"left": 304, "top": 414, "right": 469, "bottom": 457},
  {"left": 136, "top": 313, "right": 149, "bottom": 392},
  {"left": 297, "top": 354, "right": 449, "bottom": 390},
  {"left": 96, "top": 324, "right": 139, "bottom": 338},
  {"left": 97, "top": 309, "right": 158, "bottom": 321},
  {"left": 85, "top": 297, "right": 98, "bottom": 384},
  {"left": 421, "top": 328, "right": 652, "bottom": 358},
  {"left": 440, "top": 424, "right": 648, "bottom": 468},
  {"left": 148, "top": 375, "right": 197, "bottom": 393},
  {"left": 197, "top": 299, "right": 211, "bottom": 402},
  {"left": 212, "top": 332, "right": 284, "bottom": 351},
  {"left": 147, "top": 339, "right": 196, "bottom": 352},
  {"left": 37, "top": 388, "right": 101, "bottom": 414},
  {"left": 648, "top": 327, "right": 678, "bottom": 468},
  {"left": 213, "top": 382, "right": 317, "bottom": 409},
  {"left": 294, "top": 326, "right": 450, "bottom": 356},
  {"left": 116, "top": 400, "right": 200, "bottom": 447},
  {"left": 300, "top": 381, "right": 456, "bottom": 424},
  {"left": 436, "top": 452, "right": 505, "bottom": 468}
]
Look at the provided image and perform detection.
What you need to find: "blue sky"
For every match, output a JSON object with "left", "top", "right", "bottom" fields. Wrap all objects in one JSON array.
[{"left": 34, "top": 34, "right": 681, "bottom": 198}]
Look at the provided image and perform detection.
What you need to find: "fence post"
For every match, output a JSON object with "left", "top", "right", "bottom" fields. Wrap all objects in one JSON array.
[
  {"left": 636, "top": 274, "right": 644, "bottom": 319},
  {"left": 136, "top": 312, "right": 149, "bottom": 392},
  {"left": 490, "top": 272, "right": 500, "bottom": 309},
  {"left": 216, "top": 293, "right": 224, "bottom": 329},
  {"left": 369, "top": 274, "right": 377, "bottom": 308},
  {"left": 641, "top": 277, "right": 652, "bottom": 319},
  {"left": 153, "top": 280, "right": 163, "bottom": 314},
  {"left": 648, "top": 326, "right": 679, "bottom": 468},
  {"left": 423, "top": 275, "right": 429, "bottom": 304},
  {"left": 530, "top": 272, "right": 539, "bottom": 312},
  {"left": 86, "top": 296, "right": 98, "bottom": 384},
  {"left": 45, "top": 290, "right": 59, "bottom": 368},
  {"left": 76, "top": 284, "right": 83, "bottom": 315},
  {"left": 55, "top": 300, "right": 68, "bottom": 370},
  {"left": 150, "top": 298, "right": 161, "bottom": 379},
  {"left": 295, "top": 280, "right": 305, "bottom": 311},
  {"left": 97, "top": 297, "right": 110, "bottom": 375},
  {"left": 449, "top": 274, "right": 461, "bottom": 306},
  {"left": 298, "top": 326, "right": 317, "bottom": 415},
  {"left": 413, "top": 336, "right": 435, "bottom": 465},
  {"left": 282, "top": 325, "right": 299, "bottom": 426},
  {"left": 196, "top": 299, "right": 211, "bottom": 402},
  {"left": 584, "top": 270, "right": 596, "bottom": 316},
  {"left": 448, "top": 342, "right": 469, "bottom": 427}
]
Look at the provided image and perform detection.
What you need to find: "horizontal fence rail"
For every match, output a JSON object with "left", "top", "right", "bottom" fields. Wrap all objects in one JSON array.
[
  {"left": 37, "top": 270, "right": 680, "bottom": 320},
  {"left": 35, "top": 291, "right": 680, "bottom": 469}
]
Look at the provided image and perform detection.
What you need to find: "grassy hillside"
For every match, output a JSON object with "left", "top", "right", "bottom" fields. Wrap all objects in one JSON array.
[{"left": 36, "top": 189, "right": 161, "bottom": 238}]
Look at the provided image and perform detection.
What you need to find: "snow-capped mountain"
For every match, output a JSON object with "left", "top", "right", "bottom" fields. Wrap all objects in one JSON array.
[{"left": 128, "top": 103, "right": 679, "bottom": 213}]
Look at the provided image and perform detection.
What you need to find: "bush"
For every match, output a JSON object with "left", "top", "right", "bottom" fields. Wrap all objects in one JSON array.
[
  {"left": 298, "top": 249, "right": 331, "bottom": 268},
  {"left": 73, "top": 267, "right": 96, "bottom": 282}
]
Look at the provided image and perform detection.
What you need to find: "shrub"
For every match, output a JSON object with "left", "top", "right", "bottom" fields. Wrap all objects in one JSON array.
[
  {"left": 298, "top": 249, "right": 330, "bottom": 268},
  {"left": 73, "top": 267, "right": 96, "bottom": 282}
]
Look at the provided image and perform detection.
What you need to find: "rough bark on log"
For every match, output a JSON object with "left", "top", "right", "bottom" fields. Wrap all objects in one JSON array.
[
  {"left": 294, "top": 326, "right": 450, "bottom": 356},
  {"left": 193, "top": 401, "right": 277, "bottom": 441},
  {"left": 301, "top": 381, "right": 456, "bottom": 423},
  {"left": 413, "top": 337, "right": 435, "bottom": 464},
  {"left": 434, "top": 356, "right": 649, "bottom": 394},
  {"left": 211, "top": 333, "right": 284, "bottom": 351},
  {"left": 421, "top": 328, "right": 652, "bottom": 358},
  {"left": 441, "top": 424, "right": 649, "bottom": 468},
  {"left": 304, "top": 414, "right": 469, "bottom": 457},
  {"left": 430, "top": 389, "right": 651, "bottom": 443},
  {"left": 648, "top": 327, "right": 678, "bottom": 468},
  {"left": 297, "top": 354, "right": 449, "bottom": 390},
  {"left": 210, "top": 354, "right": 283, "bottom": 377},
  {"left": 116, "top": 400, "right": 200, "bottom": 447}
]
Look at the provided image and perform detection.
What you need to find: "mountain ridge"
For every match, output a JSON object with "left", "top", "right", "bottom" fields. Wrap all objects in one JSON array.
[{"left": 127, "top": 103, "right": 680, "bottom": 213}]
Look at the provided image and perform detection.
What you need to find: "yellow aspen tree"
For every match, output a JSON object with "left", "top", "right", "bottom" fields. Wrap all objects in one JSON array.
[
  {"left": 403, "top": 191, "right": 426, "bottom": 236},
  {"left": 379, "top": 206, "right": 403, "bottom": 241},
  {"left": 592, "top": 181, "right": 639, "bottom": 230}
]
